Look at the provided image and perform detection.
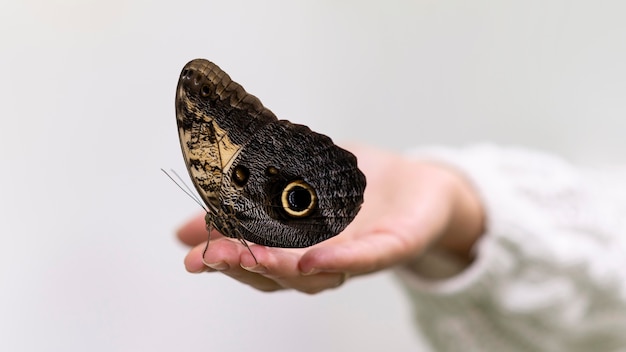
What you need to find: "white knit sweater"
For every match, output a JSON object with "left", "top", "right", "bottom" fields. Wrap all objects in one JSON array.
[{"left": 396, "top": 145, "right": 626, "bottom": 352}]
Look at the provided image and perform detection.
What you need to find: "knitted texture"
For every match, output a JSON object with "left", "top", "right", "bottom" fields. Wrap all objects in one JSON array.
[{"left": 396, "top": 145, "right": 626, "bottom": 352}]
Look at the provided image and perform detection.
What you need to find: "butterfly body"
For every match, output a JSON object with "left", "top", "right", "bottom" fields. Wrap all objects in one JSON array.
[{"left": 176, "top": 59, "right": 365, "bottom": 248}]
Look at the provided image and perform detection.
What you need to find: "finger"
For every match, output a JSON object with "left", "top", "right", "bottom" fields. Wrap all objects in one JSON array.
[
  {"left": 176, "top": 212, "right": 222, "bottom": 246},
  {"left": 240, "top": 246, "right": 347, "bottom": 294},
  {"left": 184, "top": 239, "right": 283, "bottom": 292},
  {"left": 299, "top": 215, "right": 436, "bottom": 276},
  {"left": 297, "top": 234, "right": 404, "bottom": 276},
  {"left": 183, "top": 236, "right": 237, "bottom": 272}
]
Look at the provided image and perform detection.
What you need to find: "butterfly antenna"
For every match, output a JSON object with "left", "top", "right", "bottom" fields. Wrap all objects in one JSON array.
[
  {"left": 161, "top": 168, "right": 208, "bottom": 213},
  {"left": 170, "top": 169, "right": 204, "bottom": 206}
]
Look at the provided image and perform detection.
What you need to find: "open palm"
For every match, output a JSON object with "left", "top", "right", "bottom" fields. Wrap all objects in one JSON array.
[{"left": 176, "top": 144, "right": 483, "bottom": 293}]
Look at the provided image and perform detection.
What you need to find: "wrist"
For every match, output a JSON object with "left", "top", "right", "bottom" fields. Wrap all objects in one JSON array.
[{"left": 435, "top": 164, "right": 486, "bottom": 262}]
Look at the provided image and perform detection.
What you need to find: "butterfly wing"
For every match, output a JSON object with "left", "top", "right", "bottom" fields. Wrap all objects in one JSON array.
[
  {"left": 229, "top": 121, "right": 366, "bottom": 247},
  {"left": 175, "top": 59, "right": 366, "bottom": 247},
  {"left": 175, "top": 59, "right": 275, "bottom": 211}
]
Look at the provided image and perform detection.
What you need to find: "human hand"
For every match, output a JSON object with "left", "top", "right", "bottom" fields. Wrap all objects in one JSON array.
[{"left": 176, "top": 144, "right": 484, "bottom": 294}]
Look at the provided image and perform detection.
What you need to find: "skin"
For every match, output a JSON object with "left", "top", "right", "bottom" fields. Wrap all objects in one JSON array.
[{"left": 177, "top": 144, "right": 485, "bottom": 294}]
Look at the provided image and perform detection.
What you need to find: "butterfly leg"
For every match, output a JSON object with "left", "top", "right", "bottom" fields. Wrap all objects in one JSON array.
[
  {"left": 201, "top": 219, "right": 213, "bottom": 267},
  {"left": 236, "top": 234, "right": 259, "bottom": 265}
]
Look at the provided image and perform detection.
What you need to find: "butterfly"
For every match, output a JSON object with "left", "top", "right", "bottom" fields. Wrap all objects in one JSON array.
[{"left": 174, "top": 59, "right": 366, "bottom": 253}]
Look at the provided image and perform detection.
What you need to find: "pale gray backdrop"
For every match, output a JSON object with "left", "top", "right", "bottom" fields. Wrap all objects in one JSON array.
[{"left": 2, "top": 1, "right": 626, "bottom": 351}]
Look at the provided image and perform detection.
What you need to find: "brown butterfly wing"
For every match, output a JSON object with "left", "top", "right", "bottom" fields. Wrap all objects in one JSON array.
[
  {"left": 175, "top": 59, "right": 275, "bottom": 211},
  {"left": 175, "top": 59, "right": 366, "bottom": 247}
]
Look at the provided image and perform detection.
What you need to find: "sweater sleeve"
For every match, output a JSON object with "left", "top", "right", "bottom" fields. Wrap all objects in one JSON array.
[{"left": 394, "top": 145, "right": 626, "bottom": 352}]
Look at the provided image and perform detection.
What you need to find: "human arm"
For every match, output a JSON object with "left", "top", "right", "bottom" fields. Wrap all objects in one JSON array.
[{"left": 395, "top": 145, "right": 626, "bottom": 351}]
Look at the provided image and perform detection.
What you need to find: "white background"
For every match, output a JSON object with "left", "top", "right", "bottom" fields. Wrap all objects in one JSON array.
[{"left": 2, "top": 1, "right": 626, "bottom": 351}]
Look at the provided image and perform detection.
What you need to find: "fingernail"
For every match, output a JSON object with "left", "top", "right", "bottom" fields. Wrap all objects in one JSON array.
[
  {"left": 241, "top": 264, "right": 267, "bottom": 274},
  {"left": 301, "top": 268, "right": 319, "bottom": 276},
  {"left": 205, "top": 262, "right": 229, "bottom": 271},
  {"left": 190, "top": 267, "right": 207, "bottom": 273}
]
